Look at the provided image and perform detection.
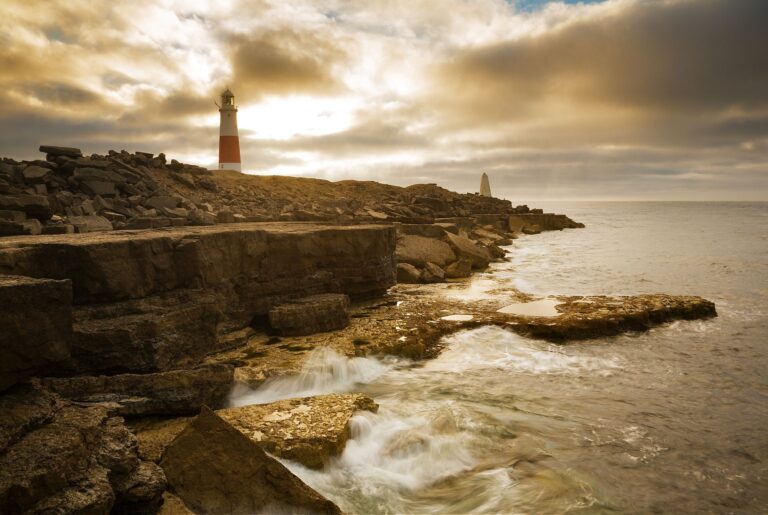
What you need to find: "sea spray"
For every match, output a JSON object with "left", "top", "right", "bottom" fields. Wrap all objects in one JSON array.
[{"left": 229, "top": 348, "right": 400, "bottom": 406}]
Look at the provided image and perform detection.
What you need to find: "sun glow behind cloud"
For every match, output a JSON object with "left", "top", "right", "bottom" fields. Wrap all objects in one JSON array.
[{"left": 0, "top": 0, "right": 766, "bottom": 200}]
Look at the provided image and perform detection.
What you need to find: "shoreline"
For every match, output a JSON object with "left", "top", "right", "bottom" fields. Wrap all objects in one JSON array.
[{"left": 0, "top": 153, "right": 718, "bottom": 513}]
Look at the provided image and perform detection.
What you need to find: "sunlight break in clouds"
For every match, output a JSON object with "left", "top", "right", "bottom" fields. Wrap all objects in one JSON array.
[{"left": 0, "top": 0, "right": 766, "bottom": 200}]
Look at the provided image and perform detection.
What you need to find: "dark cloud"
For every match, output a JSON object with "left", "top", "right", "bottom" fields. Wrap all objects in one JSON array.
[
  {"left": 438, "top": 0, "right": 768, "bottom": 116},
  {"left": 230, "top": 30, "right": 348, "bottom": 101}
]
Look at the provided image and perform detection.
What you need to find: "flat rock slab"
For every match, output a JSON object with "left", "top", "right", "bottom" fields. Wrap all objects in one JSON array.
[
  {"left": 219, "top": 393, "right": 378, "bottom": 468},
  {"left": 160, "top": 407, "right": 341, "bottom": 514},
  {"left": 42, "top": 364, "right": 234, "bottom": 416}
]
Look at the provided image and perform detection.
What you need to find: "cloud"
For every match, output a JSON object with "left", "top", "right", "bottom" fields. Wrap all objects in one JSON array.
[{"left": 0, "top": 0, "right": 765, "bottom": 200}]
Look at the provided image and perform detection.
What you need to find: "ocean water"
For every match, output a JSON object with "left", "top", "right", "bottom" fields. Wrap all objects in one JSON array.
[{"left": 235, "top": 202, "right": 768, "bottom": 514}]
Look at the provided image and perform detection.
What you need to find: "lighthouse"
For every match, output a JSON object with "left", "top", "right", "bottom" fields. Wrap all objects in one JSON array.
[
  {"left": 480, "top": 172, "right": 492, "bottom": 197},
  {"left": 217, "top": 88, "right": 241, "bottom": 171}
]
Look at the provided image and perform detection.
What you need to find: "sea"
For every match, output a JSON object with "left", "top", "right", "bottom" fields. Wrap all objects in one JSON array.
[{"left": 232, "top": 202, "right": 768, "bottom": 514}]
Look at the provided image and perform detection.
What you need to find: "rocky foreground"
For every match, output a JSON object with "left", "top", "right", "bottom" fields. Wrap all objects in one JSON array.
[{"left": 0, "top": 146, "right": 716, "bottom": 514}]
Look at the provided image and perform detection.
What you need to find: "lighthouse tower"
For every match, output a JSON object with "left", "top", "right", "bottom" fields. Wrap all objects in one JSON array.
[
  {"left": 218, "top": 88, "right": 241, "bottom": 171},
  {"left": 480, "top": 172, "right": 492, "bottom": 197}
]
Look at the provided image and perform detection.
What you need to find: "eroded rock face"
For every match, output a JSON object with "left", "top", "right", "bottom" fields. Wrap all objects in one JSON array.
[
  {"left": 396, "top": 234, "right": 456, "bottom": 267},
  {"left": 42, "top": 364, "right": 234, "bottom": 416},
  {"left": 160, "top": 407, "right": 342, "bottom": 515},
  {"left": 269, "top": 293, "right": 351, "bottom": 336},
  {"left": 218, "top": 393, "right": 378, "bottom": 469},
  {"left": 0, "top": 275, "right": 72, "bottom": 391},
  {"left": 0, "top": 382, "right": 165, "bottom": 514}
]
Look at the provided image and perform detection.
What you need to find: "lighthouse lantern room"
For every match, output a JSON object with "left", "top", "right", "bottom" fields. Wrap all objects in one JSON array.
[{"left": 218, "top": 88, "right": 241, "bottom": 171}]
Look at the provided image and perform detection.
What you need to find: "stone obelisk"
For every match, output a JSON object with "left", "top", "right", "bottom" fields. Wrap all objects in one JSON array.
[
  {"left": 218, "top": 88, "right": 241, "bottom": 171},
  {"left": 480, "top": 172, "right": 492, "bottom": 197}
]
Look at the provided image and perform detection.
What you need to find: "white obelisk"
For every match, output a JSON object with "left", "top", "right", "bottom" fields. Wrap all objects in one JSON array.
[
  {"left": 480, "top": 172, "right": 492, "bottom": 197},
  {"left": 218, "top": 88, "right": 241, "bottom": 171}
]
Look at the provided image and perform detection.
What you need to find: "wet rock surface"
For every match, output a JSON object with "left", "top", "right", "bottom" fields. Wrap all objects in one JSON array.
[
  {"left": 160, "top": 407, "right": 342, "bottom": 515},
  {"left": 269, "top": 293, "right": 351, "bottom": 336},
  {"left": 219, "top": 393, "right": 378, "bottom": 468}
]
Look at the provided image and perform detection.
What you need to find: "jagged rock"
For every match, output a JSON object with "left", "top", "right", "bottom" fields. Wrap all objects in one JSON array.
[
  {"left": 422, "top": 261, "right": 446, "bottom": 283},
  {"left": 215, "top": 209, "right": 235, "bottom": 223},
  {"left": 160, "top": 407, "right": 341, "bottom": 514},
  {"left": 0, "top": 276, "right": 72, "bottom": 391},
  {"left": 218, "top": 393, "right": 378, "bottom": 469},
  {"left": 397, "top": 262, "right": 422, "bottom": 283},
  {"left": 445, "top": 231, "right": 491, "bottom": 269},
  {"left": 39, "top": 145, "right": 82, "bottom": 157},
  {"left": 43, "top": 364, "right": 234, "bottom": 416},
  {"left": 73, "top": 167, "right": 126, "bottom": 183},
  {"left": 69, "top": 214, "right": 113, "bottom": 233},
  {"left": 396, "top": 234, "right": 456, "bottom": 267},
  {"left": 0, "top": 382, "right": 165, "bottom": 514},
  {"left": 158, "top": 492, "right": 195, "bottom": 514},
  {"left": 444, "top": 259, "right": 472, "bottom": 278},
  {"left": 269, "top": 293, "right": 350, "bottom": 336},
  {"left": 0, "top": 194, "right": 51, "bottom": 220}
]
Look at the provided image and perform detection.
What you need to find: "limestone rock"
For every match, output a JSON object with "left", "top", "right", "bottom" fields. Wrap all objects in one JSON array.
[
  {"left": 43, "top": 364, "right": 234, "bottom": 416},
  {"left": 0, "top": 194, "right": 51, "bottom": 220},
  {"left": 22, "top": 165, "right": 51, "bottom": 183},
  {"left": 39, "top": 145, "right": 82, "bottom": 157},
  {"left": 70, "top": 290, "right": 223, "bottom": 374},
  {"left": 444, "top": 259, "right": 472, "bottom": 279},
  {"left": 397, "top": 262, "right": 422, "bottom": 283},
  {"left": 218, "top": 393, "right": 378, "bottom": 469},
  {"left": 0, "top": 219, "right": 41, "bottom": 236},
  {"left": 445, "top": 231, "right": 491, "bottom": 269},
  {"left": 0, "top": 276, "right": 72, "bottom": 391},
  {"left": 160, "top": 407, "right": 342, "bottom": 514},
  {"left": 396, "top": 234, "right": 456, "bottom": 267},
  {"left": 422, "top": 261, "right": 446, "bottom": 283},
  {"left": 0, "top": 382, "right": 165, "bottom": 514},
  {"left": 69, "top": 214, "right": 113, "bottom": 233},
  {"left": 269, "top": 293, "right": 350, "bottom": 336}
]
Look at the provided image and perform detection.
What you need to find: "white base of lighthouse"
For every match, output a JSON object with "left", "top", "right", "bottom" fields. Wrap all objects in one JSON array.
[{"left": 218, "top": 162, "right": 241, "bottom": 171}]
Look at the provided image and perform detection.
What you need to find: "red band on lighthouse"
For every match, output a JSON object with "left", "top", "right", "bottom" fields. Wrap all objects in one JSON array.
[{"left": 218, "top": 88, "right": 241, "bottom": 171}]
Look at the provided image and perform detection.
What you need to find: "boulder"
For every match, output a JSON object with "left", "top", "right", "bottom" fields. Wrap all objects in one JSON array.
[
  {"left": 444, "top": 232, "right": 491, "bottom": 269},
  {"left": 422, "top": 261, "right": 446, "bottom": 283},
  {"left": 160, "top": 407, "right": 342, "bottom": 514},
  {"left": 444, "top": 259, "right": 472, "bottom": 279},
  {"left": 22, "top": 165, "right": 50, "bottom": 183},
  {"left": 396, "top": 234, "right": 456, "bottom": 267},
  {"left": 80, "top": 180, "right": 118, "bottom": 197},
  {"left": 0, "top": 382, "right": 165, "bottom": 514},
  {"left": 0, "top": 194, "right": 51, "bottom": 220},
  {"left": 268, "top": 293, "right": 350, "bottom": 336},
  {"left": 41, "top": 224, "right": 75, "bottom": 235},
  {"left": 39, "top": 145, "right": 82, "bottom": 157},
  {"left": 73, "top": 167, "right": 126, "bottom": 183},
  {"left": 218, "top": 394, "right": 378, "bottom": 469},
  {"left": 69, "top": 215, "right": 113, "bottom": 233},
  {"left": 42, "top": 364, "right": 234, "bottom": 416},
  {"left": 0, "top": 276, "right": 72, "bottom": 391},
  {"left": 397, "top": 262, "right": 422, "bottom": 283}
]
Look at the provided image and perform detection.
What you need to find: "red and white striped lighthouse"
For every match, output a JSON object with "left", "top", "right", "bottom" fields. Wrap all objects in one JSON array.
[{"left": 218, "top": 88, "right": 241, "bottom": 171}]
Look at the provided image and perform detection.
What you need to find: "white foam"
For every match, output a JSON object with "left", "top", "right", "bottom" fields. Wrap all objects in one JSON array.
[{"left": 229, "top": 348, "right": 396, "bottom": 406}]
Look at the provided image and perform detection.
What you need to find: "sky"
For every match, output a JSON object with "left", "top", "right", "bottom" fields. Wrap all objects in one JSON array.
[{"left": 1, "top": 0, "right": 766, "bottom": 201}]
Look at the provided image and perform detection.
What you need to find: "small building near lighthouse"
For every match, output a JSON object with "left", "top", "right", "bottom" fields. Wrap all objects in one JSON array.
[
  {"left": 217, "top": 88, "right": 241, "bottom": 171},
  {"left": 480, "top": 172, "right": 492, "bottom": 197}
]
